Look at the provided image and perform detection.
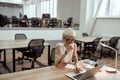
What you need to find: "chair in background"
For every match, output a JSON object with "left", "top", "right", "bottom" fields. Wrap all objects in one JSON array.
[
  {"left": 15, "top": 34, "right": 28, "bottom": 64},
  {"left": 48, "top": 18, "right": 57, "bottom": 28},
  {"left": 19, "top": 15, "right": 29, "bottom": 27},
  {"left": 0, "top": 14, "right": 9, "bottom": 27},
  {"left": 31, "top": 18, "right": 42, "bottom": 27},
  {"left": 22, "top": 39, "right": 45, "bottom": 70},
  {"left": 42, "top": 13, "right": 51, "bottom": 19},
  {"left": 82, "top": 33, "right": 89, "bottom": 37},
  {"left": 15, "top": 34, "right": 27, "bottom": 40},
  {"left": 82, "top": 37, "right": 102, "bottom": 61},
  {"left": 74, "top": 40, "right": 82, "bottom": 59},
  {"left": 12, "top": 16, "right": 18, "bottom": 27},
  {"left": 63, "top": 17, "right": 73, "bottom": 28},
  {"left": 100, "top": 37, "right": 120, "bottom": 59},
  {"left": 0, "top": 50, "right": 3, "bottom": 60},
  {"left": 50, "top": 47, "right": 56, "bottom": 65}
]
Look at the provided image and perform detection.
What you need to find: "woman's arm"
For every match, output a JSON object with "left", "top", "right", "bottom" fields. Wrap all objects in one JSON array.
[
  {"left": 73, "top": 43, "right": 80, "bottom": 67},
  {"left": 73, "top": 43, "right": 79, "bottom": 64},
  {"left": 73, "top": 43, "right": 81, "bottom": 73},
  {"left": 54, "top": 45, "right": 67, "bottom": 67}
]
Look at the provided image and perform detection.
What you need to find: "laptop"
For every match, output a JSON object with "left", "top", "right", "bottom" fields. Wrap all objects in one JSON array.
[{"left": 65, "top": 64, "right": 103, "bottom": 80}]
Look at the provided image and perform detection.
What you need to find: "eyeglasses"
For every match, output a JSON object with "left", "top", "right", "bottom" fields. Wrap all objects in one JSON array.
[{"left": 65, "top": 38, "right": 75, "bottom": 42}]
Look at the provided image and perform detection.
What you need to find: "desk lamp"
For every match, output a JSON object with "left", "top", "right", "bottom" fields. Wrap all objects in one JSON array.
[{"left": 99, "top": 42, "right": 117, "bottom": 73}]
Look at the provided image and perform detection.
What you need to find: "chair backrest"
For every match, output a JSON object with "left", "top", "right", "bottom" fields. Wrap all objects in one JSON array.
[
  {"left": 67, "top": 17, "right": 73, "bottom": 23},
  {"left": 82, "top": 33, "right": 88, "bottom": 37},
  {"left": 15, "top": 34, "right": 27, "bottom": 40},
  {"left": 50, "top": 47, "right": 56, "bottom": 65},
  {"left": 109, "top": 37, "right": 120, "bottom": 49},
  {"left": 12, "top": 16, "right": 18, "bottom": 24},
  {"left": 31, "top": 18, "right": 40, "bottom": 26},
  {"left": 93, "top": 37, "right": 102, "bottom": 50},
  {"left": 28, "top": 39, "right": 45, "bottom": 58}
]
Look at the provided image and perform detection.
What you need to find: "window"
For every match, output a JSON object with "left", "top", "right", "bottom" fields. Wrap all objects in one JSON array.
[
  {"left": 95, "top": 0, "right": 120, "bottom": 17},
  {"left": 40, "top": 0, "right": 57, "bottom": 18},
  {"left": 24, "top": 0, "right": 57, "bottom": 18},
  {"left": 29, "top": 3, "right": 36, "bottom": 17}
]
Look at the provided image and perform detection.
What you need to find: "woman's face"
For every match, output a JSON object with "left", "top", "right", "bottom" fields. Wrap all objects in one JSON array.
[{"left": 63, "top": 36, "right": 75, "bottom": 45}]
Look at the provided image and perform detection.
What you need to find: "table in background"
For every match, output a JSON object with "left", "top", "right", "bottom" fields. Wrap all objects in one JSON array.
[
  {"left": 76, "top": 36, "right": 110, "bottom": 58},
  {"left": 0, "top": 39, "right": 51, "bottom": 72}
]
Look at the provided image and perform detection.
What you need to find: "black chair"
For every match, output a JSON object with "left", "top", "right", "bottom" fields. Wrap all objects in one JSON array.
[
  {"left": 48, "top": 18, "right": 57, "bottom": 28},
  {"left": 0, "top": 14, "right": 9, "bottom": 27},
  {"left": 22, "top": 39, "right": 45, "bottom": 70},
  {"left": 15, "top": 34, "right": 27, "bottom": 40},
  {"left": 0, "top": 50, "right": 3, "bottom": 60},
  {"left": 82, "top": 33, "right": 88, "bottom": 37},
  {"left": 63, "top": 17, "right": 73, "bottom": 28},
  {"left": 101, "top": 37, "right": 120, "bottom": 59},
  {"left": 12, "top": 16, "right": 18, "bottom": 27},
  {"left": 31, "top": 18, "right": 42, "bottom": 27},
  {"left": 50, "top": 48, "right": 56, "bottom": 65},
  {"left": 82, "top": 37, "right": 102, "bottom": 61},
  {"left": 74, "top": 40, "right": 82, "bottom": 59}
]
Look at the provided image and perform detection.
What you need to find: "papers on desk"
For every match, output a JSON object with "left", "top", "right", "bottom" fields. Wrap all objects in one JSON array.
[
  {"left": 65, "top": 64, "right": 76, "bottom": 69},
  {"left": 83, "top": 64, "right": 94, "bottom": 69},
  {"left": 84, "top": 59, "right": 97, "bottom": 65}
]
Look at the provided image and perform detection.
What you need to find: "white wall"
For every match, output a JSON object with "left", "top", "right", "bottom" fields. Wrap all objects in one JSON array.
[
  {"left": 92, "top": 18, "right": 120, "bottom": 37},
  {"left": 0, "top": 29, "right": 81, "bottom": 40},
  {"left": 82, "top": 0, "right": 120, "bottom": 37},
  {"left": 57, "top": 0, "right": 80, "bottom": 24},
  {"left": 0, "top": 6, "right": 22, "bottom": 18}
]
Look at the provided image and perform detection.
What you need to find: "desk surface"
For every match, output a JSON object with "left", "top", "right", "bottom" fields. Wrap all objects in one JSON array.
[
  {"left": 0, "top": 39, "right": 50, "bottom": 49},
  {"left": 76, "top": 36, "right": 110, "bottom": 43},
  {"left": 0, "top": 61, "right": 120, "bottom": 80}
]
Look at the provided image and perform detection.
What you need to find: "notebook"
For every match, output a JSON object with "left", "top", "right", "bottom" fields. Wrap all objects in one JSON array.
[{"left": 65, "top": 64, "right": 103, "bottom": 80}]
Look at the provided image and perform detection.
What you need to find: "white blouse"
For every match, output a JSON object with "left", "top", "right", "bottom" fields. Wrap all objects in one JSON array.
[{"left": 56, "top": 43, "right": 75, "bottom": 63}]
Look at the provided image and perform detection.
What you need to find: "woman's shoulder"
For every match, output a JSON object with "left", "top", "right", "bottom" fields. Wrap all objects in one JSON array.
[{"left": 56, "top": 43, "right": 64, "bottom": 47}]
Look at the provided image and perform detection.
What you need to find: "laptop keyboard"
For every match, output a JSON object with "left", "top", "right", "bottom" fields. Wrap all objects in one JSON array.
[{"left": 73, "top": 73, "right": 83, "bottom": 80}]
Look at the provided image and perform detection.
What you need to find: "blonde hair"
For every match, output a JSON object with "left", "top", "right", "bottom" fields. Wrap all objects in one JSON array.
[{"left": 62, "top": 28, "right": 76, "bottom": 38}]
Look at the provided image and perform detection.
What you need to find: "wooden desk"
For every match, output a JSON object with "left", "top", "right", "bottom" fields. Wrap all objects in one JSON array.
[
  {"left": 0, "top": 39, "right": 51, "bottom": 72},
  {"left": 76, "top": 36, "right": 110, "bottom": 43},
  {"left": 0, "top": 62, "right": 120, "bottom": 80},
  {"left": 76, "top": 36, "right": 110, "bottom": 58}
]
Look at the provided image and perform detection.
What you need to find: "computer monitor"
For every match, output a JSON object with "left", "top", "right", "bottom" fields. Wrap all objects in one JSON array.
[{"left": 42, "top": 13, "right": 51, "bottom": 19}]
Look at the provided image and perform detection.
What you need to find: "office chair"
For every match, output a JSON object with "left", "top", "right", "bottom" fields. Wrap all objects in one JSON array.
[
  {"left": 74, "top": 40, "right": 82, "bottom": 59},
  {"left": 48, "top": 18, "right": 57, "bottom": 28},
  {"left": 101, "top": 37, "right": 120, "bottom": 59},
  {"left": 31, "top": 18, "right": 42, "bottom": 27},
  {"left": 15, "top": 34, "right": 27, "bottom": 40},
  {"left": 0, "top": 14, "right": 9, "bottom": 27},
  {"left": 63, "top": 17, "right": 73, "bottom": 28},
  {"left": 82, "top": 37, "right": 102, "bottom": 61},
  {"left": 50, "top": 47, "right": 56, "bottom": 65},
  {"left": 22, "top": 39, "right": 45, "bottom": 70},
  {"left": 12, "top": 16, "right": 18, "bottom": 27},
  {"left": 15, "top": 34, "right": 29, "bottom": 64},
  {"left": 0, "top": 50, "right": 2, "bottom": 60},
  {"left": 82, "top": 33, "right": 89, "bottom": 37}
]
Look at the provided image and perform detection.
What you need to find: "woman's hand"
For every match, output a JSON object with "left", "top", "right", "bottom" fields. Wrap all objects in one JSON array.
[
  {"left": 74, "top": 67, "right": 82, "bottom": 73},
  {"left": 66, "top": 43, "right": 74, "bottom": 53}
]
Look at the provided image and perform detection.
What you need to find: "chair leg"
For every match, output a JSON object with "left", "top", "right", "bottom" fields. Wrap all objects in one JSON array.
[{"left": 31, "top": 58, "right": 36, "bottom": 68}]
